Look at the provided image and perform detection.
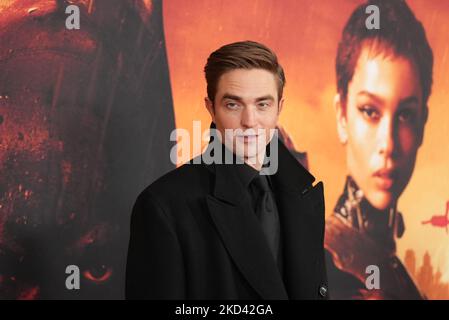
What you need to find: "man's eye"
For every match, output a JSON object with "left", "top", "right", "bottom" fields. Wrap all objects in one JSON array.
[
  {"left": 398, "top": 109, "right": 416, "bottom": 123},
  {"left": 225, "top": 102, "right": 239, "bottom": 109},
  {"left": 258, "top": 102, "right": 270, "bottom": 108},
  {"left": 359, "top": 105, "right": 380, "bottom": 121}
]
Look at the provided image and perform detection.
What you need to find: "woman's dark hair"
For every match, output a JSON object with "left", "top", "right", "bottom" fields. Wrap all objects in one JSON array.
[{"left": 336, "top": 0, "right": 433, "bottom": 106}]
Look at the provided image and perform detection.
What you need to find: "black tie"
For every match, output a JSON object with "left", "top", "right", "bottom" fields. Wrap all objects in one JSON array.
[{"left": 251, "top": 174, "right": 280, "bottom": 265}]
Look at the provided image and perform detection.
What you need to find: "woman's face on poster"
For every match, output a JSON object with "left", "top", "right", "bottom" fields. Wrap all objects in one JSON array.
[{"left": 336, "top": 46, "right": 427, "bottom": 211}]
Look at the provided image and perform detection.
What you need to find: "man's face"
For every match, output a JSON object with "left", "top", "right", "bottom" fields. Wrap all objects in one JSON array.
[
  {"left": 206, "top": 68, "right": 283, "bottom": 167},
  {"left": 336, "top": 47, "right": 427, "bottom": 210}
]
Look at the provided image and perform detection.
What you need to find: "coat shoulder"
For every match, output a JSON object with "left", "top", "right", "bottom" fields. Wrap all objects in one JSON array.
[{"left": 139, "top": 157, "right": 213, "bottom": 205}]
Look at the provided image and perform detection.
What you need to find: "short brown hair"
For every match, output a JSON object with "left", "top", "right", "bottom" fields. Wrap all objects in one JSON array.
[
  {"left": 336, "top": 0, "right": 433, "bottom": 106},
  {"left": 204, "top": 41, "right": 285, "bottom": 103}
]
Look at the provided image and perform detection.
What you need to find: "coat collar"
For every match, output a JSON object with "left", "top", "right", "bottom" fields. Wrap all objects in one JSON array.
[
  {"left": 204, "top": 133, "right": 316, "bottom": 205},
  {"left": 204, "top": 134, "right": 324, "bottom": 299}
]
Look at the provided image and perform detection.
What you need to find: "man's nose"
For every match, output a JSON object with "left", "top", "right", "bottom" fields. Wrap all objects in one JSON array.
[{"left": 241, "top": 106, "right": 257, "bottom": 128}]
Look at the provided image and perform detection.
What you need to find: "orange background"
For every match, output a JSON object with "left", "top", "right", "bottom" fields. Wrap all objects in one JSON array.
[{"left": 163, "top": 0, "right": 449, "bottom": 287}]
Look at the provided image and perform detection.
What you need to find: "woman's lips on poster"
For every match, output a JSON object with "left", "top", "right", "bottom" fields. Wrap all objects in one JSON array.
[{"left": 373, "top": 167, "right": 399, "bottom": 190}]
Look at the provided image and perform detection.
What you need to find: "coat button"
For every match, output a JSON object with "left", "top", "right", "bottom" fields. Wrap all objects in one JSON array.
[{"left": 319, "top": 285, "right": 327, "bottom": 298}]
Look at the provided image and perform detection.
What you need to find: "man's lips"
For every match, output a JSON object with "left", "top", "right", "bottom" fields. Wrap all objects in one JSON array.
[
  {"left": 236, "top": 134, "right": 259, "bottom": 142},
  {"left": 373, "top": 168, "right": 399, "bottom": 190}
]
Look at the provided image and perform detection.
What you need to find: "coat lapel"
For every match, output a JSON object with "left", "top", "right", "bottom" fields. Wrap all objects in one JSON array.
[
  {"left": 204, "top": 138, "right": 325, "bottom": 299},
  {"left": 206, "top": 159, "right": 288, "bottom": 299},
  {"left": 272, "top": 141, "right": 325, "bottom": 299},
  {"left": 276, "top": 182, "right": 325, "bottom": 299}
]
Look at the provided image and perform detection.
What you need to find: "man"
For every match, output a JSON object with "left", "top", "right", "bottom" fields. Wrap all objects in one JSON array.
[
  {"left": 325, "top": 0, "right": 433, "bottom": 299},
  {"left": 126, "top": 41, "right": 327, "bottom": 299}
]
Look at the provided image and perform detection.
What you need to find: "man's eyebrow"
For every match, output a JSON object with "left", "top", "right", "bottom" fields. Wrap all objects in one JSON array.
[
  {"left": 221, "top": 94, "right": 243, "bottom": 102},
  {"left": 255, "top": 95, "right": 275, "bottom": 102},
  {"left": 221, "top": 94, "right": 275, "bottom": 102}
]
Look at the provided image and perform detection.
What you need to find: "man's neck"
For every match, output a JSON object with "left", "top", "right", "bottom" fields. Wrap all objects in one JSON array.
[{"left": 243, "top": 156, "right": 264, "bottom": 171}]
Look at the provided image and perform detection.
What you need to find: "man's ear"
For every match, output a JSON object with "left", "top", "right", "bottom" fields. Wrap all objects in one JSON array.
[
  {"left": 335, "top": 93, "right": 348, "bottom": 145},
  {"left": 205, "top": 97, "right": 215, "bottom": 123},
  {"left": 278, "top": 97, "right": 284, "bottom": 115}
]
